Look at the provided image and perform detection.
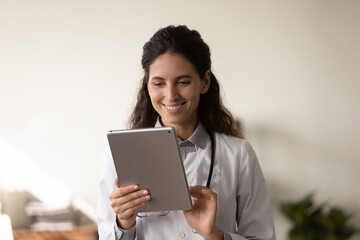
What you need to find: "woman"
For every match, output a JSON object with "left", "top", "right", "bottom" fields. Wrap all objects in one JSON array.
[{"left": 97, "top": 25, "right": 275, "bottom": 240}]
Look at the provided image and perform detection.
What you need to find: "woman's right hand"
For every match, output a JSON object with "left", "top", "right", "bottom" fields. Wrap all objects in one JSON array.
[{"left": 109, "top": 178, "right": 151, "bottom": 230}]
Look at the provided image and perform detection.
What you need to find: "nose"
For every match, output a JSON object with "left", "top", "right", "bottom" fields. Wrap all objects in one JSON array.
[{"left": 165, "top": 84, "right": 179, "bottom": 101}]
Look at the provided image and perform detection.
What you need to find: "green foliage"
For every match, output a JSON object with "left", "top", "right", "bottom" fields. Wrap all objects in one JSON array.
[{"left": 280, "top": 193, "right": 359, "bottom": 240}]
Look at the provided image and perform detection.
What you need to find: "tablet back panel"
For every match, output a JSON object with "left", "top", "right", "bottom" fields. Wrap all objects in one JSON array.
[{"left": 107, "top": 127, "right": 192, "bottom": 212}]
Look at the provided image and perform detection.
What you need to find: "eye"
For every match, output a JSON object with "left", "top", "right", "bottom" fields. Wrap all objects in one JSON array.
[
  {"left": 153, "top": 82, "right": 164, "bottom": 87},
  {"left": 178, "top": 80, "right": 190, "bottom": 85}
]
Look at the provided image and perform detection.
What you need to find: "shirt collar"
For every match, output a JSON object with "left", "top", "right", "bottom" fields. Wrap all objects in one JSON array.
[{"left": 154, "top": 117, "right": 208, "bottom": 149}]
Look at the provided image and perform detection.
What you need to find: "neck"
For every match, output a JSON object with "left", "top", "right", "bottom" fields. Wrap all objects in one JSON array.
[{"left": 174, "top": 124, "right": 197, "bottom": 141}]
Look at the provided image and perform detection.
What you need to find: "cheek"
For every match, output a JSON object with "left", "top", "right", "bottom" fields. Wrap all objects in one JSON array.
[
  {"left": 148, "top": 89, "right": 160, "bottom": 104},
  {"left": 186, "top": 88, "right": 202, "bottom": 103}
]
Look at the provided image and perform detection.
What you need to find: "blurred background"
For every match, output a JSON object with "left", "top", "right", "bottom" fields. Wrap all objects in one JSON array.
[{"left": 1, "top": 0, "right": 359, "bottom": 239}]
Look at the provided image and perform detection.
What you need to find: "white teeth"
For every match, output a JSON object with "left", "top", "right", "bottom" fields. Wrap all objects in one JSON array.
[{"left": 164, "top": 104, "right": 183, "bottom": 110}]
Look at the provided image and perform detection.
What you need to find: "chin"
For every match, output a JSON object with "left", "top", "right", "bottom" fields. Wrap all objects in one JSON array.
[{"left": 161, "top": 117, "right": 184, "bottom": 126}]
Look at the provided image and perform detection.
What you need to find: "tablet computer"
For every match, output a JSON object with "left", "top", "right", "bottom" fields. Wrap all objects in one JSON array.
[{"left": 107, "top": 127, "right": 192, "bottom": 213}]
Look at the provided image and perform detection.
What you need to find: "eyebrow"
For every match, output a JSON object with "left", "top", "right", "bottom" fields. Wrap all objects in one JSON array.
[{"left": 151, "top": 74, "right": 192, "bottom": 81}]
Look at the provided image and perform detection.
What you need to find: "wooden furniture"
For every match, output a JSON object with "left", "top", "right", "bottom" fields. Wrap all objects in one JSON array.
[{"left": 12, "top": 225, "right": 97, "bottom": 240}]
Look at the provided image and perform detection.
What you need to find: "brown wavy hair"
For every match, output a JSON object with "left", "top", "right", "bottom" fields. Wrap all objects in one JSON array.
[{"left": 129, "top": 25, "right": 242, "bottom": 138}]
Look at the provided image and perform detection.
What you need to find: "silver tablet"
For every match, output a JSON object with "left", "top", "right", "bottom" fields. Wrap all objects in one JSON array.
[{"left": 107, "top": 127, "right": 192, "bottom": 213}]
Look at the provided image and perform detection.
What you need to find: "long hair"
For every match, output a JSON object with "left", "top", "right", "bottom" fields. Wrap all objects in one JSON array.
[{"left": 129, "top": 25, "right": 242, "bottom": 138}]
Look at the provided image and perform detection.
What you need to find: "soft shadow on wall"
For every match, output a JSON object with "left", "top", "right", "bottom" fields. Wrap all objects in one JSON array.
[{"left": 0, "top": 137, "right": 96, "bottom": 230}]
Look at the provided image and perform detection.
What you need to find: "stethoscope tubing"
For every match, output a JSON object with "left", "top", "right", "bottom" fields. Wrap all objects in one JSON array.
[{"left": 206, "top": 130, "right": 215, "bottom": 189}]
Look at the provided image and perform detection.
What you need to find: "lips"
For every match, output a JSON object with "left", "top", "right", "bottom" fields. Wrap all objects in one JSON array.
[{"left": 163, "top": 102, "right": 186, "bottom": 110}]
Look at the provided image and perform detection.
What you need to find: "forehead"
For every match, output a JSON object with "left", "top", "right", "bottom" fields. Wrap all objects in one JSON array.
[{"left": 149, "top": 53, "right": 198, "bottom": 77}]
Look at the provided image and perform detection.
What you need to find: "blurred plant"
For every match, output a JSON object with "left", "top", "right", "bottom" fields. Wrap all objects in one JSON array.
[{"left": 280, "top": 193, "right": 358, "bottom": 240}]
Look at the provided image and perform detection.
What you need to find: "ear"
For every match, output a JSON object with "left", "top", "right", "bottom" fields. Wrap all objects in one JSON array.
[{"left": 201, "top": 70, "right": 211, "bottom": 94}]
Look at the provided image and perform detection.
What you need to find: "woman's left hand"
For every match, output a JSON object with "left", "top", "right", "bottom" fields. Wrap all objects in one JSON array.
[{"left": 183, "top": 186, "right": 224, "bottom": 240}]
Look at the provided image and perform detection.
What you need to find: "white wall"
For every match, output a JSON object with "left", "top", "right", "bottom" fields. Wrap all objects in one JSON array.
[{"left": 1, "top": 0, "right": 359, "bottom": 239}]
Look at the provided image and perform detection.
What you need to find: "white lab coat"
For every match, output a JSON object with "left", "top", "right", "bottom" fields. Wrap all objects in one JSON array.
[{"left": 97, "top": 122, "right": 276, "bottom": 240}]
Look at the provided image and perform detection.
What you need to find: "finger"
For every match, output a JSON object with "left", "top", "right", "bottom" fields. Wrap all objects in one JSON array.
[
  {"left": 189, "top": 186, "right": 216, "bottom": 200},
  {"left": 200, "top": 188, "right": 215, "bottom": 195},
  {"left": 114, "top": 195, "right": 151, "bottom": 218},
  {"left": 110, "top": 189, "right": 150, "bottom": 209},
  {"left": 115, "top": 178, "right": 120, "bottom": 188},
  {"left": 190, "top": 190, "right": 203, "bottom": 198},
  {"left": 110, "top": 184, "right": 140, "bottom": 199},
  {"left": 119, "top": 202, "right": 146, "bottom": 220},
  {"left": 118, "top": 189, "right": 151, "bottom": 206},
  {"left": 120, "top": 194, "right": 151, "bottom": 212},
  {"left": 189, "top": 186, "right": 208, "bottom": 198},
  {"left": 118, "top": 188, "right": 150, "bottom": 204},
  {"left": 201, "top": 188, "right": 217, "bottom": 200},
  {"left": 190, "top": 185, "right": 208, "bottom": 191}
]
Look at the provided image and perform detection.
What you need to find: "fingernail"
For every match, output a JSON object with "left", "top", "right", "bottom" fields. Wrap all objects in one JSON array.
[
  {"left": 133, "top": 185, "right": 139, "bottom": 190},
  {"left": 143, "top": 190, "right": 148, "bottom": 195},
  {"left": 145, "top": 195, "right": 151, "bottom": 200}
]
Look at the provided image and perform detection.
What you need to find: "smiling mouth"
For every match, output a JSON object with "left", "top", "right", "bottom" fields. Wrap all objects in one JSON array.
[{"left": 163, "top": 102, "right": 186, "bottom": 110}]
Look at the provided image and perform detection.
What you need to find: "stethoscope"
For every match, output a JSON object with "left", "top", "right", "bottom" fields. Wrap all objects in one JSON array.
[
  {"left": 138, "top": 129, "right": 215, "bottom": 219},
  {"left": 205, "top": 129, "right": 215, "bottom": 189}
]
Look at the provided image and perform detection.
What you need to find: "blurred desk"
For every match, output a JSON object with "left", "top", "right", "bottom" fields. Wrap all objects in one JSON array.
[{"left": 12, "top": 225, "right": 97, "bottom": 240}]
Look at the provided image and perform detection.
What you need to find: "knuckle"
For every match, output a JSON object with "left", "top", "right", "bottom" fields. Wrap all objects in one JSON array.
[
  {"left": 113, "top": 206, "right": 121, "bottom": 215},
  {"left": 108, "top": 191, "right": 115, "bottom": 200},
  {"left": 110, "top": 201, "right": 117, "bottom": 208},
  {"left": 129, "top": 200, "right": 138, "bottom": 208},
  {"left": 117, "top": 188, "right": 125, "bottom": 196}
]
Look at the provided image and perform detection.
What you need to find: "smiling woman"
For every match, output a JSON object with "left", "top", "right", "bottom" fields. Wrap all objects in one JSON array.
[{"left": 97, "top": 25, "right": 275, "bottom": 240}]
